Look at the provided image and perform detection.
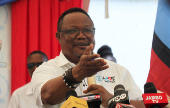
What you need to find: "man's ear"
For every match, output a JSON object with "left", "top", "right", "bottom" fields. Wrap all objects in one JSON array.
[{"left": 56, "top": 32, "right": 61, "bottom": 43}]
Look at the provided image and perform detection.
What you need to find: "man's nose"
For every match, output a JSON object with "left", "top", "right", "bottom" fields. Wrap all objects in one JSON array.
[{"left": 76, "top": 30, "right": 86, "bottom": 39}]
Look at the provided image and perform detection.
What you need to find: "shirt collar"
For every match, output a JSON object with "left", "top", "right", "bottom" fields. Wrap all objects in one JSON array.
[
  {"left": 26, "top": 82, "right": 33, "bottom": 95},
  {"left": 58, "top": 51, "right": 76, "bottom": 67}
]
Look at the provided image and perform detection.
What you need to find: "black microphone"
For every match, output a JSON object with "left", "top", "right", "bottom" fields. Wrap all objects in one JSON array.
[
  {"left": 142, "top": 82, "right": 168, "bottom": 108},
  {"left": 66, "top": 90, "right": 78, "bottom": 100},
  {"left": 108, "top": 84, "right": 132, "bottom": 108},
  {"left": 79, "top": 93, "right": 102, "bottom": 108},
  {"left": 144, "top": 82, "right": 157, "bottom": 94},
  {"left": 61, "top": 90, "right": 88, "bottom": 108}
]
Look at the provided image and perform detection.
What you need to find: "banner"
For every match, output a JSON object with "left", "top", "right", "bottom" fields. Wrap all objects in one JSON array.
[
  {"left": 0, "top": 0, "right": 17, "bottom": 6},
  {"left": 0, "top": 4, "right": 11, "bottom": 108},
  {"left": 147, "top": 0, "right": 170, "bottom": 96}
]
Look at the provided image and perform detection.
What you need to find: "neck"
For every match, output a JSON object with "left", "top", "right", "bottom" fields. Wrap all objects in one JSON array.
[{"left": 65, "top": 55, "right": 80, "bottom": 65}]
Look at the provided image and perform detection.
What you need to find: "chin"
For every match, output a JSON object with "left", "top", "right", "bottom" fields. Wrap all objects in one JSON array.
[
  {"left": 74, "top": 52, "right": 83, "bottom": 58},
  {"left": 73, "top": 49, "right": 85, "bottom": 58}
]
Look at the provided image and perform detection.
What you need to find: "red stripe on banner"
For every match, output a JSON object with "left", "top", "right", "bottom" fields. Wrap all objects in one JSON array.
[
  {"left": 51, "top": 0, "right": 61, "bottom": 58},
  {"left": 147, "top": 49, "right": 170, "bottom": 96},
  {"left": 28, "top": 0, "right": 39, "bottom": 53},
  {"left": 82, "top": 0, "right": 90, "bottom": 12},
  {"left": 11, "top": 0, "right": 28, "bottom": 93},
  {"left": 39, "top": 0, "right": 52, "bottom": 58}
]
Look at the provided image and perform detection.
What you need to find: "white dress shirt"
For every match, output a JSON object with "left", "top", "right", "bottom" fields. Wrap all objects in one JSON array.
[
  {"left": 31, "top": 51, "right": 143, "bottom": 108},
  {"left": 8, "top": 82, "right": 38, "bottom": 108}
]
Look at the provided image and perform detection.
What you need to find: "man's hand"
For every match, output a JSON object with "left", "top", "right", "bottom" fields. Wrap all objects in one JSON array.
[
  {"left": 72, "top": 44, "right": 109, "bottom": 81},
  {"left": 83, "top": 84, "right": 114, "bottom": 107}
]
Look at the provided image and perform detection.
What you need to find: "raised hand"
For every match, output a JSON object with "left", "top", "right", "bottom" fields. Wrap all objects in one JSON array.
[{"left": 72, "top": 44, "right": 109, "bottom": 82}]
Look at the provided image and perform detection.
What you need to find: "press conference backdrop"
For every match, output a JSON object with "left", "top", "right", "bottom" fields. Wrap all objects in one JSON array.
[
  {"left": 0, "top": 4, "right": 11, "bottom": 108},
  {"left": 0, "top": 1, "right": 159, "bottom": 108}
]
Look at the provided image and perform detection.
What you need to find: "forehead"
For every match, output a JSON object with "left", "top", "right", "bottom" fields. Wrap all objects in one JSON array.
[
  {"left": 62, "top": 12, "right": 93, "bottom": 28},
  {"left": 27, "top": 54, "right": 44, "bottom": 63}
]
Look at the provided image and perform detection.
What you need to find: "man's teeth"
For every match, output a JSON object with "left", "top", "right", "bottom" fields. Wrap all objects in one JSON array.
[{"left": 77, "top": 43, "right": 87, "bottom": 46}]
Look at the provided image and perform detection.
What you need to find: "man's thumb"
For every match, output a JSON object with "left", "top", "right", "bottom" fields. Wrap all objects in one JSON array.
[{"left": 84, "top": 44, "right": 93, "bottom": 55}]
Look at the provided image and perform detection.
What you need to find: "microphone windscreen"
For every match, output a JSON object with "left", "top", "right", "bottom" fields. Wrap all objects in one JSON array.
[
  {"left": 66, "top": 90, "right": 78, "bottom": 100},
  {"left": 144, "top": 82, "right": 157, "bottom": 93},
  {"left": 114, "top": 84, "right": 125, "bottom": 94}
]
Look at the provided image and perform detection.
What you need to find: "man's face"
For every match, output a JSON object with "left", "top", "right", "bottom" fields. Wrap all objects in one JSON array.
[
  {"left": 57, "top": 12, "right": 95, "bottom": 64},
  {"left": 27, "top": 54, "right": 44, "bottom": 78}
]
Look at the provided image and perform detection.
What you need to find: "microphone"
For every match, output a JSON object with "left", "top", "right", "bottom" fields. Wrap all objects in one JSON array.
[
  {"left": 142, "top": 82, "right": 168, "bottom": 108},
  {"left": 87, "top": 57, "right": 96, "bottom": 86},
  {"left": 65, "top": 90, "right": 78, "bottom": 100},
  {"left": 87, "top": 75, "right": 96, "bottom": 86},
  {"left": 79, "top": 93, "right": 102, "bottom": 108},
  {"left": 108, "top": 84, "right": 133, "bottom": 108},
  {"left": 60, "top": 90, "right": 88, "bottom": 108},
  {"left": 115, "top": 103, "right": 136, "bottom": 108}
]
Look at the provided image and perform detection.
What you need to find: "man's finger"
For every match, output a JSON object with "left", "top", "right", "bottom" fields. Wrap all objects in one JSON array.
[
  {"left": 83, "top": 84, "right": 99, "bottom": 93},
  {"left": 84, "top": 44, "right": 93, "bottom": 55},
  {"left": 81, "top": 54, "right": 100, "bottom": 61}
]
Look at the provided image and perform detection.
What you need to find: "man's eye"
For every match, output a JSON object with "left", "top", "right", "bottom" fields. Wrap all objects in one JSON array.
[
  {"left": 66, "top": 29, "right": 77, "bottom": 33},
  {"left": 84, "top": 29, "right": 93, "bottom": 33}
]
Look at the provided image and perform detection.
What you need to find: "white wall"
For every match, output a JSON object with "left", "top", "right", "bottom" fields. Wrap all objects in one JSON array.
[
  {"left": 88, "top": 0, "right": 158, "bottom": 92},
  {"left": 0, "top": 4, "right": 11, "bottom": 108}
]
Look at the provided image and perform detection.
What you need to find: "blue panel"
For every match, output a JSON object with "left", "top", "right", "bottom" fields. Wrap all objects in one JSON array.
[
  {"left": 0, "top": 0, "right": 17, "bottom": 6},
  {"left": 154, "top": 0, "right": 170, "bottom": 49}
]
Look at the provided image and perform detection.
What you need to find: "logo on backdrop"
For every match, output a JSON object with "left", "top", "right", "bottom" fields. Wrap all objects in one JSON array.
[
  {"left": 0, "top": 39, "right": 2, "bottom": 51},
  {"left": 0, "top": 5, "right": 9, "bottom": 31},
  {"left": 0, "top": 39, "right": 4, "bottom": 63},
  {"left": 0, "top": 39, "right": 7, "bottom": 68},
  {"left": 0, "top": 25, "right": 4, "bottom": 31},
  {"left": 0, "top": 5, "right": 9, "bottom": 24},
  {"left": 0, "top": 4, "right": 10, "bottom": 106},
  {"left": 0, "top": 74, "right": 10, "bottom": 104},
  {"left": 0, "top": 5, "right": 9, "bottom": 66},
  {"left": 96, "top": 76, "right": 115, "bottom": 83}
]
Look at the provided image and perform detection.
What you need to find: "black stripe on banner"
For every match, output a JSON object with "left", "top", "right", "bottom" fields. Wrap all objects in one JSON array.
[{"left": 152, "top": 31, "right": 170, "bottom": 68}]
